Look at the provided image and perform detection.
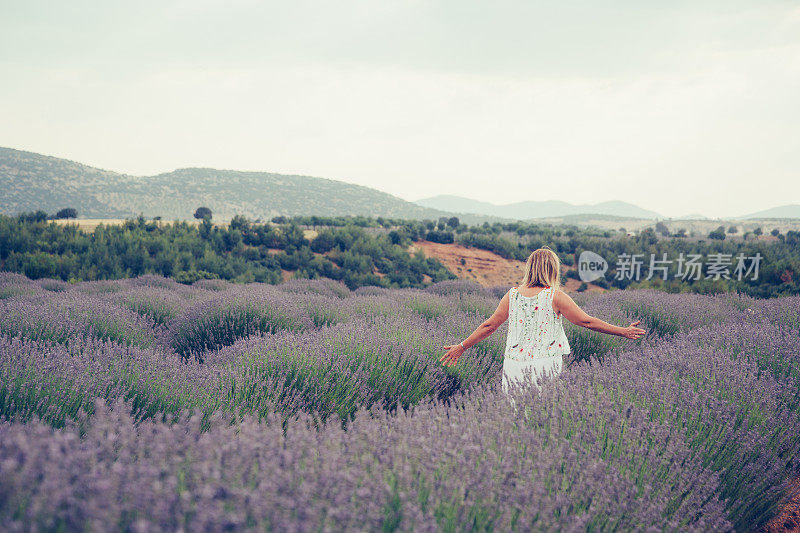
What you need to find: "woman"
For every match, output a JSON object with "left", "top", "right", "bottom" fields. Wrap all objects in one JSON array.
[{"left": 440, "top": 247, "right": 646, "bottom": 393}]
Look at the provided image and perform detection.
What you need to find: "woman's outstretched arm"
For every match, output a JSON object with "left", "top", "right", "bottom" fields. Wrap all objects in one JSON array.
[
  {"left": 440, "top": 291, "right": 510, "bottom": 367},
  {"left": 553, "top": 290, "right": 646, "bottom": 339}
]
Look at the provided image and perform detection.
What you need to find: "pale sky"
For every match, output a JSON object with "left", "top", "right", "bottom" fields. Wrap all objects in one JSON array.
[{"left": 1, "top": 1, "right": 799, "bottom": 218}]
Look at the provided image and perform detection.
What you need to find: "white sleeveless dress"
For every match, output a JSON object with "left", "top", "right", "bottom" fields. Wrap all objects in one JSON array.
[{"left": 501, "top": 286, "right": 570, "bottom": 394}]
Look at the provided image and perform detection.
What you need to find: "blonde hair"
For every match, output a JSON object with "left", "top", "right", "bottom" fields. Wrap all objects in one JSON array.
[{"left": 521, "top": 247, "right": 561, "bottom": 290}]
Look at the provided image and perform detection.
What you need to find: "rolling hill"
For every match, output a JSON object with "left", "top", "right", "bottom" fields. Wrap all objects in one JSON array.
[
  {"left": 416, "top": 194, "right": 664, "bottom": 220},
  {"left": 741, "top": 205, "right": 800, "bottom": 219},
  {"left": 5, "top": 147, "right": 795, "bottom": 225},
  {"left": 0, "top": 147, "right": 466, "bottom": 222}
]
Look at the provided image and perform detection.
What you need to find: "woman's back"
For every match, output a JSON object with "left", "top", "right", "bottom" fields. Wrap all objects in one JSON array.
[{"left": 503, "top": 285, "right": 570, "bottom": 361}]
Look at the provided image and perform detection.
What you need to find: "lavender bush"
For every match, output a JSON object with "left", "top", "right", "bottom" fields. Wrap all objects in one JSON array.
[
  {"left": 165, "top": 285, "right": 315, "bottom": 360},
  {"left": 0, "top": 391, "right": 730, "bottom": 531},
  {"left": 212, "top": 313, "right": 501, "bottom": 424},
  {"left": 0, "top": 336, "right": 218, "bottom": 427},
  {"left": 0, "top": 292, "right": 160, "bottom": 348},
  {"left": 0, "top": 273, "right": 798, "bottom": 530}
]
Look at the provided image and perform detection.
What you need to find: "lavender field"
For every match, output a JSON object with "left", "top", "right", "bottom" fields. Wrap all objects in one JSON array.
[{"left": 1, "top": 272, "right": 799, "bottom": 531}]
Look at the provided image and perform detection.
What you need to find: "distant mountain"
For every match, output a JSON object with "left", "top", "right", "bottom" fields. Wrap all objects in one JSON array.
[
  {"left": 416, "top": 195, "right": 663, "bottom": 220},
  {"left": 0, "top": 147, "right": 471, "bottom": 222},
  {"left": 740, "top": 205, "right": 800, "bottom": 220},
  {"left": 415, "top": 195, "right": 499, "bottom": 216}
]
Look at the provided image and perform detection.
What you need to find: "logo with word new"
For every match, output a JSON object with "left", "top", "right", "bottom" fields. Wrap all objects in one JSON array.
[{"left": 578, "top": 251, "right": 608, "bottom": 282}]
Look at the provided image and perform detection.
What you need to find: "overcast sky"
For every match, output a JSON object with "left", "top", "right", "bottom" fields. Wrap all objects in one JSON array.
[{"left": 1, "top": 1, "right": 798, "bottom": 218}]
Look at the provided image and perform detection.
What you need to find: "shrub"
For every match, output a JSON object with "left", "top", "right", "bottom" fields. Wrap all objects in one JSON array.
[{"left": 166, "top": 285, "right": 314, "bottom": 360}]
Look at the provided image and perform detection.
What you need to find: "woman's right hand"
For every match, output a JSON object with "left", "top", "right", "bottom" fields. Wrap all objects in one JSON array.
[
  {"left": 622, "top": 321, "right": 646, "bottom": 340},
  {"left": 440, "top": 344, "right": 465, "bottom": 367}
]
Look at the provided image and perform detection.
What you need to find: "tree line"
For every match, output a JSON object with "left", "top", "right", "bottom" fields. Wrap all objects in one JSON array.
[
  {"left": 1, "top": 212, "right": 798, "bottom": 296},
  {"left": 0, "top": 214, "right": 454, "bottom": 289},
  {"left": 448, "top": 220, "right": 799, "bottom": 297}
]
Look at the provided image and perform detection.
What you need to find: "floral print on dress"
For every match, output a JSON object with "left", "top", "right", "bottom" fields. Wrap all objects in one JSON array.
[{"left": 503, "top": 286, "right": 570, "bottom": 361}]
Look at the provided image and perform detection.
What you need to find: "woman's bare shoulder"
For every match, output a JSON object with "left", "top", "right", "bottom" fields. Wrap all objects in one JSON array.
[{"left": 552, "top": 288, "right": 575, "bottom": 305}]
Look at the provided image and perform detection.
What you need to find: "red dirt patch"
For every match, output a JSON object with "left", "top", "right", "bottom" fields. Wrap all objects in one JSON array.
[
  {"left": 766, "top": 476, "right": 800, "bottom": 533},
  {"left": 409, "top": 241, "right": 526, "bottom": 287},
  {"left": 409, "top": 241, "right": 605, "bottom": 293}
]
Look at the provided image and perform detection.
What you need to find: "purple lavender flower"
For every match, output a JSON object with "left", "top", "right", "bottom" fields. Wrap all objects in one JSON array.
[{"left": 0, "top": 275, "right": 797, "bottom": 531}]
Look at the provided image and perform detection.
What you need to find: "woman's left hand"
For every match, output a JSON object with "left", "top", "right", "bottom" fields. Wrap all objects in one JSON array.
[{"left": 440, "top": 344, "right": 465, "bottom": 367}]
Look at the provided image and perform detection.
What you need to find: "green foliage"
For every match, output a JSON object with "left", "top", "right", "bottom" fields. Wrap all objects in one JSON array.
[
  {"left": 2, "top": 212, "right": 799, "bottom": 297},
  {"left": 193, "top": 206, "right": 212, "bottom": 220},
  {"left": 449, "top": 220, "right": 799, "bottom": 298},
  {"left": 708, "top": 226, "right": 726, "bottom": 240},
  {"left": 0, "top": 215, "right": 454, "bottom": 291},
  {"left": 53, "top": 207, "right": 77, "bottom": 219},
  {"left": 425, "top": 230, "right": 454, "bottom": 244}
]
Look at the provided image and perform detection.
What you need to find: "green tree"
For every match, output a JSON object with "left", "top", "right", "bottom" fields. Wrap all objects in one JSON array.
[
  {"left": 708, "top": 226, "right": 726, "bottom": 240},
  {"left": 194, "top": 207, "right": 213, "bottom": 220},
  {"left": 54, "top": 208, "right": 78, "bottom": 219}
]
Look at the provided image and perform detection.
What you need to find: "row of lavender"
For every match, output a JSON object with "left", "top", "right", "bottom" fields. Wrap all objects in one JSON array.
[
  {"left": 0, "top": 274, "right": 509, "bottom": 425},
  {"left": 1, "top": 272, "right": 799, "bottom": 530}
]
